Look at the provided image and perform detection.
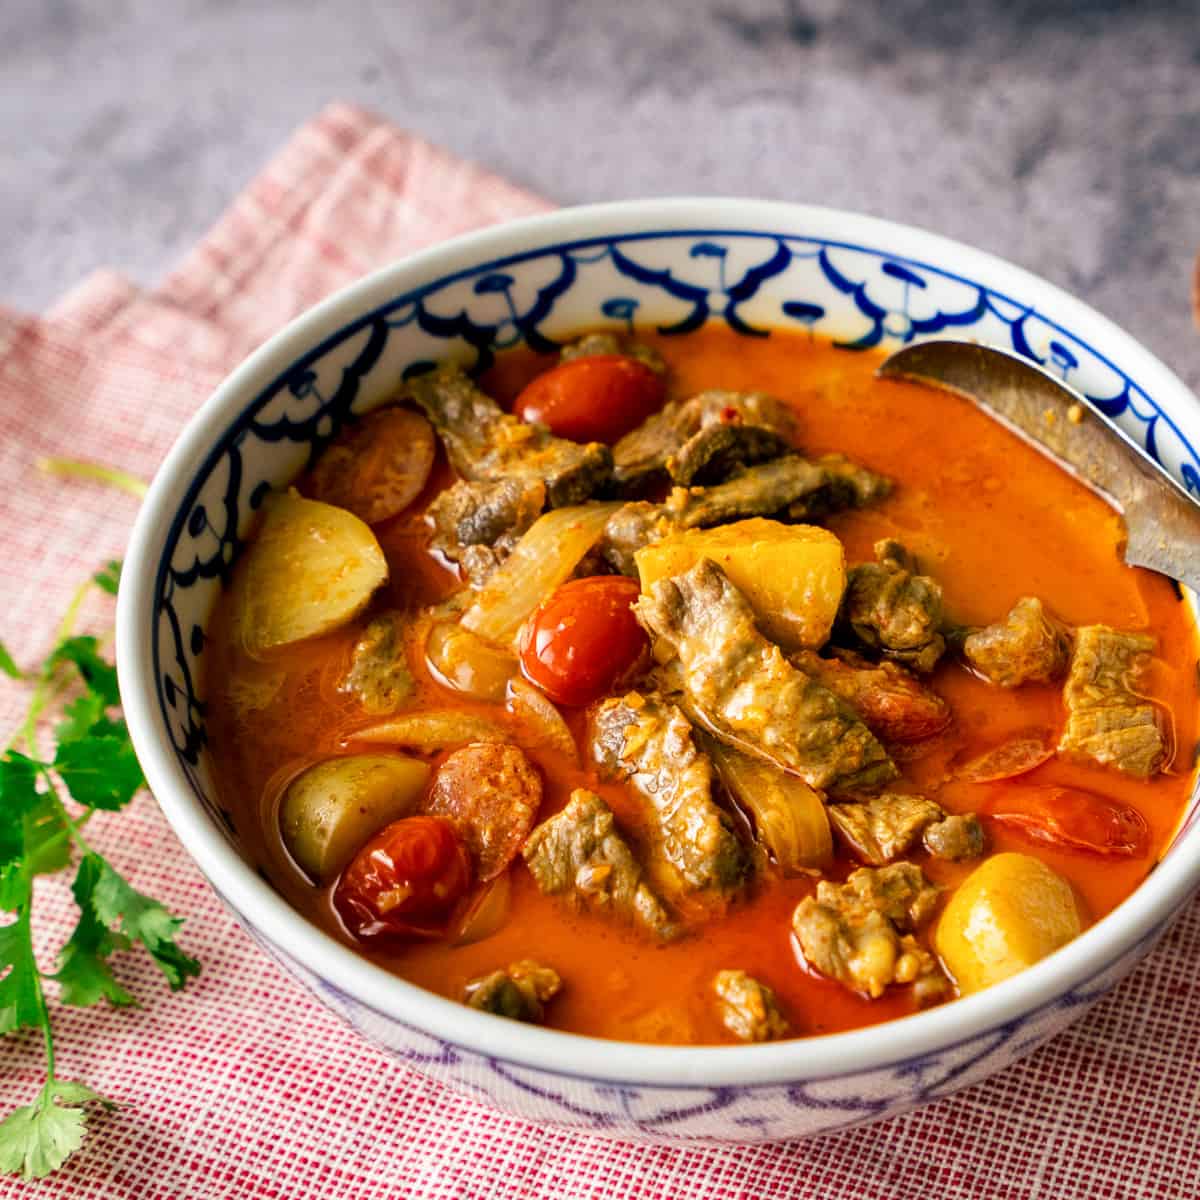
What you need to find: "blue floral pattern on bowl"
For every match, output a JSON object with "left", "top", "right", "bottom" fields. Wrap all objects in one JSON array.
[{"left": 145, "top": 224, "right": 1200, "bottom": 1141}]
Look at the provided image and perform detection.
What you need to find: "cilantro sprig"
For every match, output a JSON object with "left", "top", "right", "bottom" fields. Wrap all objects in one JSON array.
[{"left": 0, "top": 561, "right": 200, "bottom": 1180}]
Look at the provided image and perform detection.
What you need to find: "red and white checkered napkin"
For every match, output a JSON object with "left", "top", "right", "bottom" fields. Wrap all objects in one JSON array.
[{"left": 2, "top": 102, "right": 1198, "bottom": 1200}]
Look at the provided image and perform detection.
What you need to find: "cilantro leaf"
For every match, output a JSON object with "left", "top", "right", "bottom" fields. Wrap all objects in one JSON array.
[
  {"left": 0, "top": 641, "right": 21, "bottom": 680},
  {"left": 92, "top": 562, "right": 122, "bottom": 597},
  {"left": 44, "top": 637, "right": 119, "bottom": 707},
  {"left": 0, "top": 755, "right": 41, "bottom": 876},
  {"left": 0, "top": 1080, "right": 110, "bottom": 1181},
  {"left": 0, "top": 558, "right": 201, "bottom": 1181},
  {"left": 20, "top": 806, "right": 71, "bottom": 881},
  {"left": 55, "top": 857, "right": 134, "bottom": 1009},
  {"left": 0, "top": 913, "right": 42, "bottom": 1035},
  {"left": 54, "top": 734, "right": 143, "bottom": 812},
  {"left": 54, "top": 693, "right": 106, "bottom": 745},
  {"left": 79, "top": 855, "right": 200, "bottom": 990}
]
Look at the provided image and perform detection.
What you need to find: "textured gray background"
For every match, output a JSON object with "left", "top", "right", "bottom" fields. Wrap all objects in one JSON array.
[{"left": 4, "top": 0, "right": 1199, "bottom": 384}]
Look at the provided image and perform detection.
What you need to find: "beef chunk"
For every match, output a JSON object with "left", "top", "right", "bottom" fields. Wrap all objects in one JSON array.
[
  {"left": 791, "top": 863, "right": 941, "bottom": 998},
  {"left": 713, "top": 970, "right": 789, "bottom": 1042},
  {"left": 601, "top": 455, "right": 893, "bottom": 576},
  {"left": 591, "top": 693, "right": 748, "bottom": 896},
  {"left": 922, "top": 813, "right": 986, "bottom": 861},
  {"left": 601, "top": 502, "right": 685, "bottom": 577},
  {"left": 677, "top": 454, "right": 890, "bottom": 532},
  {"left": 785, "top": 453, "right": 894, "bottom": 520},
  {"left": 667, "top": 422, "right": 792, "bottom": 486},
  {"left": 560, "top": 332, "right": 666, "bottom": 374},
  {"left": 428, "top": 477, "right": 545, "bottom": 586},
  {"left": 792, "top": 649, "right": 951, "bottom": 743},
  {"left": 340, "top": 613, "right": 415, "bottom": 715},
  {"left": 464, "top": 960, "right": 562, "bottom": 1022},
  {"left": 828, "top": 794, "right": 944, "bottom": 866},
  {"left": 1058, "top": 626, "right": 1166, "bottom": 776},
  {"left": 405, "top": 365, "right": 612, "bottom": 507},
  {"left": 612, "top": 389, "right": 799, "bottom": 491},
  {"left": 522, "top": 789, "right": 678, "bottom": 940},
  {"left": 841, "top": 539, "right": 946, "bottom": 673},
  {"left": 963, "top": 597, "right": 1072, "bottom": 687},
  {"left": 634, "top": 559, "right": 897, "bottom": 793}
]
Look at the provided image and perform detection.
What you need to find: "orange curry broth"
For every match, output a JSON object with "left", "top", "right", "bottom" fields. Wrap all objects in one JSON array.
[{"left": 204, "top": 326, "right": 1200, "bottom": 1044}]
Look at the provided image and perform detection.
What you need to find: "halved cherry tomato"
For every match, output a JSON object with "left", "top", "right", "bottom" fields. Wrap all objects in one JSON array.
[
  {"left": 334, "top": 815, "right": 472, "bottom": 941},
  {"left": 987, "top": 787, "right": 1150, "bottom": 858},
  {"left": 518, "top": 576, "right": 648, "bottom": 707},
  {"left": 956, "top": 728, "right": 1056, "bottom": 783},
  {"left": 513, "top": 355, "right": 666, "bottom": 444}
]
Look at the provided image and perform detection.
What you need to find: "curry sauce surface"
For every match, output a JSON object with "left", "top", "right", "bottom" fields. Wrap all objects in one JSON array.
[{"left": 205, "top": 327, "right": 1200, "bottom": 1043}]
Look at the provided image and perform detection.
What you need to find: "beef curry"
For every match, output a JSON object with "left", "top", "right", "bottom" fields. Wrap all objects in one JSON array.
[{"left": 206, "top": 326, "right": 1199, "bottom": 1044}]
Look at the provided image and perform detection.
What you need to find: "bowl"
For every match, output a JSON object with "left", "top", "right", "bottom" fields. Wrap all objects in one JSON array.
[{"left": 117, "top": 198, "right": 1200, "bottom": 1143}]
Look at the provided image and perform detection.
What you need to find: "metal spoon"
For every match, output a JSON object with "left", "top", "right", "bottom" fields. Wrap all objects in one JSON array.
[{"left": 876, "top": 339, "right": 1200, "bottom": 593}]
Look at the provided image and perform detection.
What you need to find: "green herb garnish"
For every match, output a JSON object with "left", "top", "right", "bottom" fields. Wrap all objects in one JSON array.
[{"left": 0, "top": 564, "right": 200, "bottom": 1180}]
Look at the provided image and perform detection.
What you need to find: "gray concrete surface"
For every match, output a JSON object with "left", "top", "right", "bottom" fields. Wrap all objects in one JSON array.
[{"left": 4, "top": 0, "right": 1199, "bottom": 385}]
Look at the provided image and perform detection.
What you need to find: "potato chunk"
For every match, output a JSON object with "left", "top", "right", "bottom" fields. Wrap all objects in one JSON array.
[
  {"left": 634, "top": 518, "right": 844, "bottom": 649},
  {"left": 239, "top": 492, "right": 388, "bottom": 655},
  {"left": 280, "top": 753, "right": 430, "bottom": 882},
  {"left": 935, "top": 852, "right": 1082, "bottom": 994}
]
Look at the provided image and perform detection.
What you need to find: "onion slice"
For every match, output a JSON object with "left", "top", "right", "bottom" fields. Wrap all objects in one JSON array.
[{"left": 460, "top": 503, "right": 620, "bottom": 646}]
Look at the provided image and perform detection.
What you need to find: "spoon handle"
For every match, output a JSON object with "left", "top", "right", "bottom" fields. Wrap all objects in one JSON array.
[{"left": 878, "top": 340, "right": 1200, "bottom": 594}]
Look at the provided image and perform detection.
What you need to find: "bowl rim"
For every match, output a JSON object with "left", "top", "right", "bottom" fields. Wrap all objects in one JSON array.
[{"left": 117, "top": 196, "right": 1200, "bottom": 1088}]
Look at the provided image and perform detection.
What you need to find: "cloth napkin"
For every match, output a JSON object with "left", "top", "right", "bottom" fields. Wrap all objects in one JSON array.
[{"left": 2, "top": 102, "right": 1198, "bottom": 1200}]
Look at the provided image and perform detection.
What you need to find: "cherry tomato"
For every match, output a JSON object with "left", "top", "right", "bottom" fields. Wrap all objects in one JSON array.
[
  {"left": 518, "top": 576, "right": 648, "bottom": 707},
  {"left": 987, "top": 787, "right": 1150, "bottom": 858},
  {"left": 513, "top": 356, "right": 666, "bottom": 444},
  {"left": 334, "top": 815, "right": 472, "bottom": 941}
]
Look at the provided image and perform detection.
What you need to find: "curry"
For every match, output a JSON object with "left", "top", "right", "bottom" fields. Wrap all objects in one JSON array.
[{"left": 206, "top": 326, "right": 1199, "bottom": 1044}]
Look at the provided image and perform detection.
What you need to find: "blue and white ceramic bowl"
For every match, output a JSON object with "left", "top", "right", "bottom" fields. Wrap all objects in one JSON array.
[{"left": 117, "top": 199, "right": 1200, "bottom": 1143}]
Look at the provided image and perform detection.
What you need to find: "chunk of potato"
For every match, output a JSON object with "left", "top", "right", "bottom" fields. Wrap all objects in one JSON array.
[
  {"left": 634, "top": 519, "right": 845, "bottom": 649},
  {"left": 239, "top": 492, "right": 388, "bottom": 655},
  {"left": 935, "top": 852, "right": 1082, "bottom": 994},
  {"left": 280, "top": 753, "right": 430, "bottom": 881}
]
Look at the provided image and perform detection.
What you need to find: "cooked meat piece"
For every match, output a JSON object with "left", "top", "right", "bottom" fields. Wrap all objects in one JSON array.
[
  {"left": 841, "top": 539, "right": 946, "bottom": 673},
  {"left": 522, "top": 789, "right": 678, "bottom": 940},
  {"left": 1058, "top": 626, "right": 1166, "bottom": 776},
  {"left": 601, "top": 455, "right": 892, "bottom": 576},
  {"left": 666, "top": 423, "right": 792, "bottom": 486},
  {"left": 601, "top": 502, "right": 685, "bottom": 577},
  {"left": 792, "top": 649, "right": 951, "bottom": 743},
  {"left": 922, "top": 813, "right": 986, "bottom": 861},
  {"left": 464, "top": 960, "right": 562, "bottom": 1022},
  {"left": 427, "top": 477, "right": 545, "bottom": 586},
  {"left": 560, "top": 332, "right": 666, "bottom": 374},
  {"left": 613, "top": 389, "right": 799, "bottom": 491},
  {"left": 591, "top": 693, "right": 748, "bottom": 896},
  {"left": 791, "top": 863, "right": 941, "bottom": 998},
  {"left": 828, "top": 794, "right": 944, "bottom": 865},
  {"left": 404, "top": 365, "right": 612, "bottom": 507},
  {"left": 963, "top": 597, "right": 1072, "bottom": 687},
  {"left": 680, "top": 454, "right": 889, "bottom": 530},
  {"left": 634, "top": 559, "right": 897, "bottom": 793},
  {"left": 713, "top": 970, "right": 789, "bottom": 1042},
  {"left": 340, "top": 613, "right": 415, "bottom": 715},
  {"left": 785, "top": 453, "right": 894, "bottom": 520},
  {"left": 424, "top": 743, "right": 542, "bottom": 880}
]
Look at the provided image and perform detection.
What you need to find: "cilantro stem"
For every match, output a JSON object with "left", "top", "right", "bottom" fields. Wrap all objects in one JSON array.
[
  {"left": 35, "top": 458, "right": 148, "bottom": 500},
  {"left": 39, "top": 777, "right": 96, "bottom": 860},
  {"left": 16, "top": 577, "right": 95, "bottom": 758}
]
